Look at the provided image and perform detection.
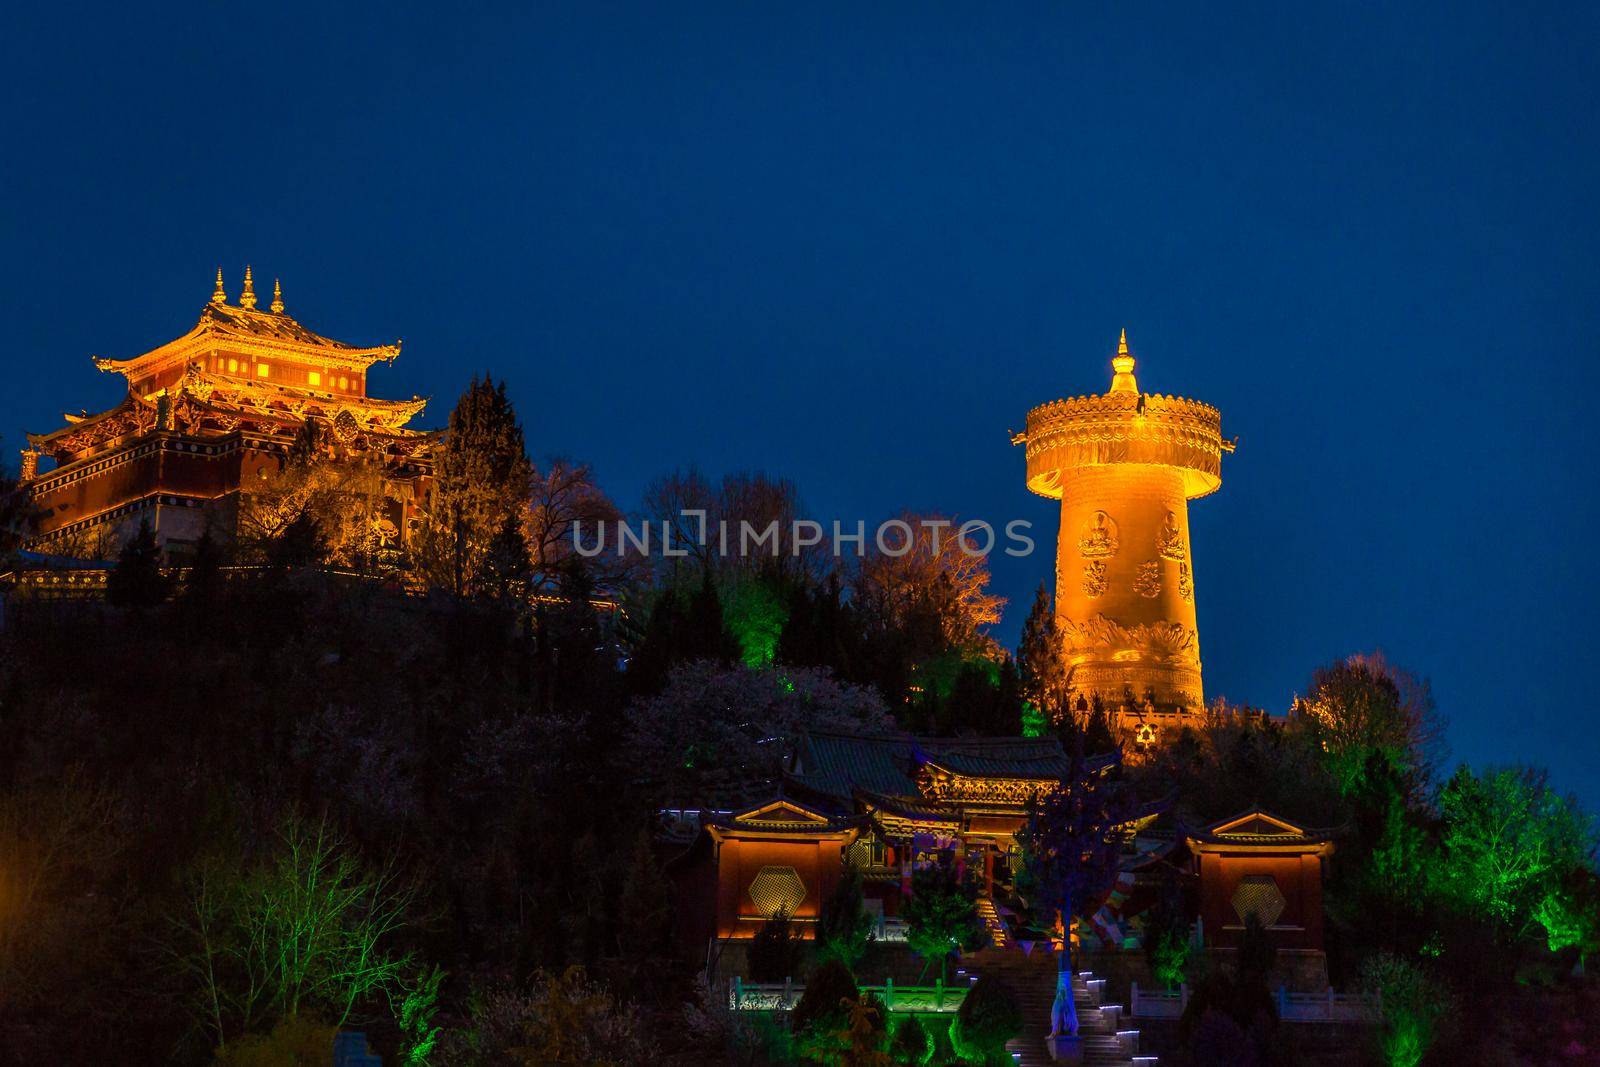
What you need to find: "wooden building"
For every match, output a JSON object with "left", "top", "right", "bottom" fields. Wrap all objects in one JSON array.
[{"left": 19, "top": 268, "right": 435, "bottom": 558}]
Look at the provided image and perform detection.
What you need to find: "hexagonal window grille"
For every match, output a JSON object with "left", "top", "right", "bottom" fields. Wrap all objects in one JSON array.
[
  {"left": 1231, "top": 874, "right": 1286, "bottom": 927},
  {"left": 748, "top": 865, "right": 807, "bottom": 918}
]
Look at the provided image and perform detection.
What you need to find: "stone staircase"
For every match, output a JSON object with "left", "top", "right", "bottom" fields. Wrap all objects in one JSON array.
[
  {"left": 975, "top": 894, "right": 1011, "bottom": 949},
  {"left": 963, "top": 945, "right": 1155, "bottom": 1067}
]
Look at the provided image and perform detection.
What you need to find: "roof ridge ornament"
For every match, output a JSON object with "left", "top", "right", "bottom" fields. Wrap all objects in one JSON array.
[
  {"left": 239, "top": 265, "right": 257, "bottom": 310},
  {"left": 270, "top": 278, "right": 284, "bottom": 314},
  {"left": 211, "top": 268, "right": 226, "bottom": 305},
  {"left": 1110, "top": 327, "right": 1138, "bottom": 394}
]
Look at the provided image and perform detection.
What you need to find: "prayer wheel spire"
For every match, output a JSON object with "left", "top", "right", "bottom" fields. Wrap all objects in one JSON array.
[
  {"left": 270, "top": 278, "right": 284, "bottom": 314},
  {"left": 211, "top": 268, "right": 226, "bottom": 304},
  {"left": 1109, "top": 328, "right": 1138, "bottom": 394},
  {"left": 239, "top": 265, "right": 257, "bottom": 309}
]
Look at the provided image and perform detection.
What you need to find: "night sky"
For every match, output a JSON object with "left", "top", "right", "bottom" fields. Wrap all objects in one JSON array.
[{"left": 3, "top": 5, "right": 1596, "bottom": 808}]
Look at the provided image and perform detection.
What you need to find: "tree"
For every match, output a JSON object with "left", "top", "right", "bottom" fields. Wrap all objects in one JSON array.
[
  {"left": 168, "top": 815, "right": 416, "bottom": 1049},
  {"left": 1018, "top": 746, "right": 1135, "bottom": 1037},
  {"left": 1435, "top": 765, "right": 1594, "bottom": 937},
  {"left": 626, "top": 662, "right": 893, "bottom": 806},
  {"left": 1016, "top": 583, "right": 1066, "bottom": 731},
  {"left": 1294, "top": 654, "right": 1444, "bottom": 803},
  {"left": 790, "top": 957, "right": 858, "bottom": 1044},
  {"left": 1142, "top": 870, "right": 1192, "bottom": 990},
  {"left": 423, "top": 376, "right": 532, "bottom": 597},
  {"left": 107, "top": 519, "right": 171, "bottom": 606},
  {"left": 815, "top": 866, "right": 875, "bottom": 971},
  {"left": 447, "top": 967, "right": 650, "bottom": 1066},
  {"left": 747, "top": 908, "right": 804, "bottom": 983},
  {"left": 397, "top": 966, "right": 445, "bottom": 1067},
  {"left": 616, "top": 829, "right": 671, "bottom": 959},
  {"left": 901, "top": 851, "right": 988, "bottom": 984},
  {"left": 526, "top": 456, "right": 641, "bottom": 595},
  {"left": 478, "top": 515, "right": 533, "bottom": 607},
  {"left": 266, "top": 508, "right": 328, "bottom": 568},
  {"left": 853, "top": 513, "right": 1004, "bottom": 658},
  {"left": 1359, "top": 953, "right": 1452, "bottom": 1067}
]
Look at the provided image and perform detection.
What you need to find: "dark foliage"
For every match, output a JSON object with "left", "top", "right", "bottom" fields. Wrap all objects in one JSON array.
[
  {"left": 789, "top": 957, "right": 858, "bottom": 1040},
  {"left": 950, "top": 974, "right": 1024, "bottom": 1064},
  {"left": 747, "top": 908, "right": 805, "bottom": 983},
  {"left": 106, "top": 519, "right": 171, "bottom": 606}
]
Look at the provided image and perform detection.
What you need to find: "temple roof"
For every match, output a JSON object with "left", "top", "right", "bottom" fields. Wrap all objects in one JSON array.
[
  {"left": 791, "top": 729, "right": 1114, "bottom": 803},
  {"left": 703, "top": 796, "right": 865, "bottom": 838},
  {"left": 94, "top": 298, "right": 400, "bottom": 380},
  {"left": 1183, "top": 808, "right": 1340, "bottom": 850}
]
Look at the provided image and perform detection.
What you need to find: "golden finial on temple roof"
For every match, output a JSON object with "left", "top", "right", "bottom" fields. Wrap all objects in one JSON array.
[
  {"left": 239, "top": 265, "right": 257, "bottom": 309},
  {"left": 270, "top": 278, "right": 284, "bottom": 314},
  {"left": 211, "top": 268, "right": 226, "bottom": 304},
  {"left": 1110, "top": 327, "right": 1138, "bottom": 394}
]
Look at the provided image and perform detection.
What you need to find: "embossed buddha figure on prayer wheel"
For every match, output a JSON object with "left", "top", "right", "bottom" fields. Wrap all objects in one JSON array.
[{"left": 1013, "top": 331, "right": 1232, "bottom": 746}]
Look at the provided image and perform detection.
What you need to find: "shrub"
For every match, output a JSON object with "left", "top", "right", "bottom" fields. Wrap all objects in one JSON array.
[
  {"left": 748, "top": 907, "right": 805, "bottom": 983},
  {"left": 890, "top": 1014, "right": 933, "bottom": 1065},
  {"left": 212, "top": 1015, "right": 337, "bottom": 1066},
  {"left": 791, "top": 959, "right": 860, "bottom": 1041},
  {"left": 949, "top": 975, "right": 1022, "bottom": 1065},
  {"left": 1359, "top": 953, "right": 1452, "bottom": 1067}
]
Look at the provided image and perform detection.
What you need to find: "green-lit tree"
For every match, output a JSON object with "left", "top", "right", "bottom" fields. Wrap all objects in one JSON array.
[
  {"left": 1435, "top": 765, "right": 1594, "bottom": 938},
  {"left": 815, "top": 866, "right": 875, "bottom": 971},
  {"left": 168, "top": 815, "right": 416, "bottom": 1051},
  {"left": 1016, "top": 582, "right": 1065, "bottom": 733},
  {"left": 950, "top": 974, "right": 1024, "bottom": 1066},
  {"left": 901, "top": 851, "right": 988, "bottom": 984}
]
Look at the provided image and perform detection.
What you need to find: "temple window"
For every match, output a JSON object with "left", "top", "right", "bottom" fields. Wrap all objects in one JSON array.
[
  {"left": 339, "top": 376, "right": 349, "bottom": 390},
  {"left": 257, "top": 363, "right": 270, "bottom": 378},
  {"left": 308, "top": 371, "right": 321, "bottom": 387},
  {"left": 228, "top": 359, "right": 238, "bottom": 373}
]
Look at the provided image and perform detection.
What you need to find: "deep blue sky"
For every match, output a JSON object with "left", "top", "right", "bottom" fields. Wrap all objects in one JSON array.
[{"left": 4, "top": 4, "right": 1597, "bottom": 808}]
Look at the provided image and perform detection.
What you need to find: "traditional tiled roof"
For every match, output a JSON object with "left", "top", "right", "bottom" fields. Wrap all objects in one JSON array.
[
  {"left": 702, "top": 796, "right": 865, "bottom": 837},
  {"left": 791, "top": 728, "right": 1113, "bottom": 802},
  {"left": 190, "top": 301, "right": 372, "bottom": 351},
  {"left": 1183, "top": 808, "right": 1339, "bottom": 847}
]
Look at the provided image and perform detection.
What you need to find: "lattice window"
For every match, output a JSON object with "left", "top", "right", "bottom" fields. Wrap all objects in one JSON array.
[
  {"left": 1231, "top": 874, "right": 1287, "bottom": 927},
  {"left": 748, "top": 866, "right": 807, "bottom": 918}
]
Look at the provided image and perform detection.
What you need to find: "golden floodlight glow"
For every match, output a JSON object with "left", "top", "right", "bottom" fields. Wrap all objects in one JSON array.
[{"left": 1014, "top": 331, "right": 1233, "bottom": 739}]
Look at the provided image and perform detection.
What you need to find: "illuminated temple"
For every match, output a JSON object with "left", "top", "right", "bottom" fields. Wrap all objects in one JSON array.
[
  {"left": 671, "top": 336, "right": 1334, "bottom": 994},
  {"left": 670, "top": 728, "right": 1334, "bottom": 991},
  {"left": 1014, "top": 331, "right": 1233, "bottom": 747},
  {"left": 18, "top": 268, "right": 434, "bottom": 561}
]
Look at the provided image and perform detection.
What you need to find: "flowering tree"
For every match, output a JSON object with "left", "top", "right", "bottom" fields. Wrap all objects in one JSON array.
[{"left": 626, "top": 662, "right": 894, "bottom": 803}]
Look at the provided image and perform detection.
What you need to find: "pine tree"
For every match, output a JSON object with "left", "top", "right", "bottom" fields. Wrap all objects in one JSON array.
[
  {"left": 182, "top": 525, "right": 224, "bottom": 606},
  {"left": 287, "top": 418, "right": 323, "bottom": 467},
  {"left": 1017, "top": 583, "right": 1066, "bottom": 724},
  {"left": 267, "top": 508, "right": 327, "bottom": 568},
  {"left": 816, "top": 866, "right": 875, "bottom": 970},
  {"left": 616, "top": 829, "right": 671, "bottom": 959},
  {"left": 684, "top": 565, "right": 740, "bottom": 663},
  {"left": 478, "top": 515, "right": 532, "bottom": 606},
  {"left": 427, "top": 377, "right": 532, "bottom": 596},
  {"left": 107, "top": 519, "right": 171, "bottom": 607}
]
